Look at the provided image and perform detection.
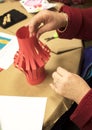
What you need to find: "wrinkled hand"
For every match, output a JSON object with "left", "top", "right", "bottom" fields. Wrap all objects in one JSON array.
[
  {"left": 27, "top": 10, "right": 67, "bottom": 37},
  {"left": 50, "top": 67, "right": 91, "bottom": 104}
]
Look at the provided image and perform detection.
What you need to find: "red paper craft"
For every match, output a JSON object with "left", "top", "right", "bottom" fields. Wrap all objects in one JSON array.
[
  {"left": 14, "top": 26, "right": 50, "bottom": 85},
  {"left": 0, "top": 68, "right": 3, "bottom": 72}
]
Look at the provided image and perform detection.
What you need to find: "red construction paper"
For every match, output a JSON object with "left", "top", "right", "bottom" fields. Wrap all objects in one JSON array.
[
  {"left": 14, "top": 26, "right": 50, "bottom": 85},
  {"left": 0, "top": 68, "right": 3, "bottom": 72}
]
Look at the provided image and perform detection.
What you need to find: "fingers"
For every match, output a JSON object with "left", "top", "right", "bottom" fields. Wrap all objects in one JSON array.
[
  {"left": 52, "top": 71, "right": 62, "bottom": 83},
  {"left": 37, "top": 23, "right": 53, "bottom": 37},
  {"left": 51, "top": 67, "right": 66, "bottom": 92},
  {"left": 57, "top": 67, "right": 69, "bottom": 76},
  {"left": 52, "top": 67, "right": 69, "bottom": 80},
  {"left": 28, "top": 20, "right": 54, "bottom": 38},
  {"left": 27, "top": 12, "right": 44, "bottom": 37},
  {"left": 28, "top": 21, "right": 42, "bottom": 37},
  {"left": 27, "top": 10, "right": 50, "bottom": 37},
  {"left": 51, "top": 67, "right": 69, "bottom": 93},
  {"left": 50, "top": 67, "right": 71, "bottom": 97},
  {"left": 26, "top": 10, "right": 58, "bottom": 38}
]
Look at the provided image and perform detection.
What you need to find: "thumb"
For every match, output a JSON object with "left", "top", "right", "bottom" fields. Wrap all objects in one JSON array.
[{"left": 37, "top": 23, "right": 54, "bottom": 38}]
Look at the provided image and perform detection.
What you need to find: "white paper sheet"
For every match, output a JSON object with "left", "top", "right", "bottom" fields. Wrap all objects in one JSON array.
[
  {"left": 0, "top": 32, "right": 19, "bottom": 69},
  {"left": 20, "top": 0, "right": 56, "bottom": 13},
  {"left": 0, "top": 96, "right": 47, "bottom": 130}
]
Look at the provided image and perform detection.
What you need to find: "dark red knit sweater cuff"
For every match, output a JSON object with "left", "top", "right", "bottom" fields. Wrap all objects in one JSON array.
[
  {"left": 57, "top": 5, "right": 82, "bottom": 39},
  {"left": 70, "top": 89, "right": 92, "bottom": 128}
]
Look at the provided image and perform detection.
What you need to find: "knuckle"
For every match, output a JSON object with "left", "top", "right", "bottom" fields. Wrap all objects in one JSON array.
[{"left": 52, "top": 72, "right": 56, "bottom": 78}]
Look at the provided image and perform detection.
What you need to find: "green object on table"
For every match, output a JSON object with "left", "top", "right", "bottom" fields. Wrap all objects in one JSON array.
[{"left": 53, "top": 32, "right": 58, "bottom": 38}]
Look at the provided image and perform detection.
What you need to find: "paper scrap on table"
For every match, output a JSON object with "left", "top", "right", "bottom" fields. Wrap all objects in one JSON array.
[
  {"left": 0, "top": 32, "right": 19, "bottom": 70},
  {"left": 20, "top": 0, "right": 56, "bottom": 13},
  {"left": 0, "top": 96, "right": 47, "bottom": 130}
]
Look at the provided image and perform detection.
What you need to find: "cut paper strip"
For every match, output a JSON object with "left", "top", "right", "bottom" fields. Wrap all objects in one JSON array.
[
  {"left": 0, "top": 68, "right": 3, "bottom": 72},
  {"left": 14, "top": 26, "right": 50, "bottom": 85}
]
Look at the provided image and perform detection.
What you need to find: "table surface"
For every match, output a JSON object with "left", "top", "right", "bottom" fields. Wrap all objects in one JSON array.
[{"left": 0, "top": 1, "right": 83, "bottom": 130}]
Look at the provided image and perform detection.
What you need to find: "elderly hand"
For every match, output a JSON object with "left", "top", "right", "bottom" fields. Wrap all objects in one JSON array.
[
  {"left": 27, "top": 10, "right": 68, "bottom": 37},
  {"left": 50, "top": 67, "right": 91, "bottom": 104}
]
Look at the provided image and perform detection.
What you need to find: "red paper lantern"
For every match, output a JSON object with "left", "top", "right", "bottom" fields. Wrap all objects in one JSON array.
[{"left": 14, "top": 26, "right": 50, "bottom": 85}]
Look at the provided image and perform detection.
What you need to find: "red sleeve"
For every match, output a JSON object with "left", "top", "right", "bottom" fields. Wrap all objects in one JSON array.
[
  {"left": 57, "top": 6, "right": 92, "bottom": 40},
  {"left": 53, "top": 0, "right": 85, "bottom": 5},
  {"left": 70, "top": 89, "right": 92, "bottom": 130}
]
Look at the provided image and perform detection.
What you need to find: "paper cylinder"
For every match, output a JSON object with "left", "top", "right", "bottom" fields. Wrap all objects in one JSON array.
[{"left": 14, "top": 26, "right": 50, "bottom": 85}]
